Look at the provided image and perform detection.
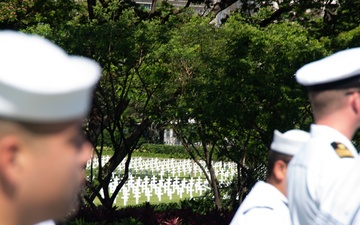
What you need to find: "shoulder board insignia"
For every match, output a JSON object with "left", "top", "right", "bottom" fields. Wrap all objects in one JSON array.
[{"left": 331, "top": 142, "right": 354, "bottom": 158}]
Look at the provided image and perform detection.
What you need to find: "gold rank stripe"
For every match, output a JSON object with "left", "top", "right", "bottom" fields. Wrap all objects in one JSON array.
[
  {"left": 331, "top": 142, "right": 354, "bottom": 158},
  {"left": 335, "top": 148, "right": 354, "bottom": 158}
]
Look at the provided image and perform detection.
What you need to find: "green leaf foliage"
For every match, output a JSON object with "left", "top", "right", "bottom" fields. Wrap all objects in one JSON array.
[{"left": 6, "top": 0, "right": 357, "bottom": 213}]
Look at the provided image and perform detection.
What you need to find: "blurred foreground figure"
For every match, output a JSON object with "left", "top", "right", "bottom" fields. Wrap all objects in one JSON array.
[
  {"left": 0, "top": 31, "right": 101, "bottom": 225},
  {"left": 287, "top": 48, "right": 360, "bottom": 225},
  {"left": 229, "top": 129, "right": 310, "bottom": 225}
]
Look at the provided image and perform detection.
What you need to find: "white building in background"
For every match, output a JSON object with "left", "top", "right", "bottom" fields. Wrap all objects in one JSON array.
[
  {"left": 164, "top": 128, "right": 181, "bottom": 145},
  {"left": 135, "top": 0, "right": 206, "bottom": 13},
  {"left": 163, "top": 119, "right": 195, "bottom": 145},
  {"left": 210, "top": 0, "right": 242, "bottom": 26}
]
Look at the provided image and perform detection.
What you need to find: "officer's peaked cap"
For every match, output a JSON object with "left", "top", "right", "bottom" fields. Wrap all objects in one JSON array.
[{"left": 296, "top": 48, "right": 360, "bottom": 91}]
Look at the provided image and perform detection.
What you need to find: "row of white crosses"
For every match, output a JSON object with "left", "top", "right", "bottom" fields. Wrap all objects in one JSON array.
[
  {"left": 89, "top": 157, "right": 237, "bottom": 206},
  {"left": 112, "top": 175, "right": 211, "bottom": 206},
  {"left": 89, "top": 157, "right": 237, "bottom": 183},
  {"left": 105, "top": 175, "right": 203, "bottom": 203}
]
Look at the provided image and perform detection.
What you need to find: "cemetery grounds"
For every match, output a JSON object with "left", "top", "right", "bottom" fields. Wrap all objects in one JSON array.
[{"left": 87, "top": 156, "right": 237, "bottom": 207}]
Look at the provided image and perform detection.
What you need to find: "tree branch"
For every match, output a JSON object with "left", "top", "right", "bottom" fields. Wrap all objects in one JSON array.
[{"left": 259, "top": 5, "right": 294, "bottom": 27}]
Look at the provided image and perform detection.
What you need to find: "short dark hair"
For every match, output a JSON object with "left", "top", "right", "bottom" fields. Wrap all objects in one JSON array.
[{"left": 266, "top": 150, "right": 292, "bottom": 179}]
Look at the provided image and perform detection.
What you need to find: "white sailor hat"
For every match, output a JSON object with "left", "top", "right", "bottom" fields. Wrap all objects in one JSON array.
[
  {"left": 270, "top": 129, "right": 310, "bottom": 156},
  {"left": 0, "top": 30, "right": 101, "bottom": 123},
  {"left": 296, "top": 48, "right": 360, "bottom": 91}
]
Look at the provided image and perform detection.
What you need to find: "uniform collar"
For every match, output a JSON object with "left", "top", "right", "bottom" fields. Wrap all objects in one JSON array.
[
  {"left": 310, "top": 124, "right": 358, "bottom": 155},
  {"left": 240, "top": 181, "right": 288, "bottom": 212}
]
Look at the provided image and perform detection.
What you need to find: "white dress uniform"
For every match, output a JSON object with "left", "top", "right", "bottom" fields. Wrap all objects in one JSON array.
[
  {"left": 230, "top": 129, "right": 310, "bottom": 225},
  {"left": 313, "top": 156, "right": 360, "bottom": 225},
  {"left": 287, "top": 125, "right": 358, "bottom": 225},
  {"left": 287, "top": 47, "right": 360, "bottom": 225},
  {"left": 230, "top": 181, "right": 291, "bottom": 225}
]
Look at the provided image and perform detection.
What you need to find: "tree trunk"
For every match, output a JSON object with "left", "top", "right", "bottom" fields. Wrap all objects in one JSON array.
[
  {"left": 87, "top": 0, "right": 96, "bottom": 20},
  {"left": 208, "top": 164, "right": 222, "bottom": 210}
]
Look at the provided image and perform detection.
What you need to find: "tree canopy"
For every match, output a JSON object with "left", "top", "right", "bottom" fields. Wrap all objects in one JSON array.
[{"left": 4, "top": 0, "right": 360, "bottom": 212}]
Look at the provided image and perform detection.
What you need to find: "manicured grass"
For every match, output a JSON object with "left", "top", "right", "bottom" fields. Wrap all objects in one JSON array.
[{"left": 95, "top": 144, "right": 195, "bottom": 160}]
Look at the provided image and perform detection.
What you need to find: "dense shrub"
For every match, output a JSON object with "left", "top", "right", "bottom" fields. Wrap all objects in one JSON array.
[
  {"left": 65, "top": 200, "right": 234, "bottom": 225},
  {"left": 133, "top": 144, "right": 227, "bottom": 161},
  {"left": 134, "top": 144, "right": 189, "bottom": 159}
]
